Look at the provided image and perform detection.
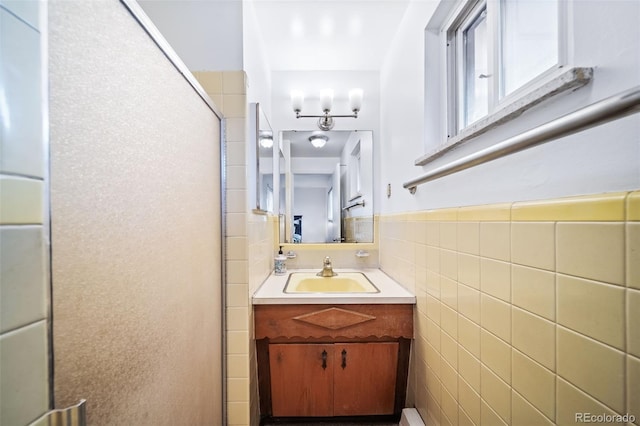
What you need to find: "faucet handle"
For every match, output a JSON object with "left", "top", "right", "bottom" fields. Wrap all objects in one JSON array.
[{"left": 317, "top": 256, "right": 337, "bottom": 277}]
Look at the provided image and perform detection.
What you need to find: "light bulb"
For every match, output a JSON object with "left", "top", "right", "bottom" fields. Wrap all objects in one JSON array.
[
  {"left": 291, "top": 90, "right": 304, "bottom": 113},
  {"left": 349, "top": 88, "right": 363, "bottom": 113},
  {"left": 320, "top": 89, "right": 333, "bottom": 112}
]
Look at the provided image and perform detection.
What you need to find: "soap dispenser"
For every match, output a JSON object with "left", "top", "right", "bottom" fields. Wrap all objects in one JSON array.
[{"left": 274, "top": 246, "right": 287, "bottom": 275}]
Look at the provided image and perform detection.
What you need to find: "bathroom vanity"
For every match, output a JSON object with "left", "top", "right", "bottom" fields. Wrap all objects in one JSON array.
[{"left": 253, "top": 269, "right": 415, "bottom": 421}]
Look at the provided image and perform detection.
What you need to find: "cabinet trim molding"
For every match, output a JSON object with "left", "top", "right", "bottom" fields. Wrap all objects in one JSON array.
[
  {"left": 293, "top": 307, "right": 376, "bottom": 330},
  {"left": 255, "top": 304, "right": 413, "bottom": 339}
]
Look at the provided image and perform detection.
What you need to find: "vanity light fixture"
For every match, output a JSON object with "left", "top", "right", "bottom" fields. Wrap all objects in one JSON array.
[
  {"left": 259, "top": 130, "right": 273, "bottom": 148},
  {"left": 291, "top": 88, "right": 363, "bottom": 131},
  {"left": 309, "top": 134, "right": 329, "bottom": 148}
]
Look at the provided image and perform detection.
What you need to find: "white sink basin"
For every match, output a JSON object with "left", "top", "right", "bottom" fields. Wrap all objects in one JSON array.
[
  {"left": 252, "top": 268, "right": 416, "bottom": 305},
  {"left": 284, "top": 272, "right": 380, "bottom": 293}
]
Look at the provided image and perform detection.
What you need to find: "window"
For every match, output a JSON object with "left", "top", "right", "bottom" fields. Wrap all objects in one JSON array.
[
  {"left": 501, "top": 0, "right": 559, "bottom": 96},
  {"left": 457, "top": 3, "right": 489, "bottom": 130},
  {"left": 448, "top": 0, "right": 561, "bottom": 134},
  {"left": 419, "top": 0, "right": 589, "bottom": 166}
]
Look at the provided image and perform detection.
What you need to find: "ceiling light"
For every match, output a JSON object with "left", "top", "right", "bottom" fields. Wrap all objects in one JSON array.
[
  {"left": 320, "top": 16, "right": 334, "bottom": 37},
  {"left": 309, "top": 134, "right": 328, "bottom": 148},
  {"left": 291, "top": 18, "right": 304, "bottom": 37},
  {"left": 259, "top": 130, "right": 273, "bottom": 148},
  {"left": 291, "top": 88, "right": 363, "bottom": 131},
  {"left": 348, "top": 17, "right": 363, "bottom": 36}
]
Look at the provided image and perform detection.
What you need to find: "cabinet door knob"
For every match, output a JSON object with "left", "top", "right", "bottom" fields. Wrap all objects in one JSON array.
[
  {"left": 341, "top": 349, "right": 347, "bottom": 369},
  {"left": 322, "top": 350, "right": 328, "bottom": 370}
]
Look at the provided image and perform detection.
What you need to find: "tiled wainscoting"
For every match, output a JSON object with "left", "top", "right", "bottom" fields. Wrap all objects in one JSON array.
[
  {"left": 344, "top": 216, "right": 375, "bottom": 243},
  {"left": 379, "top": 191, "right": 639, "bottom": 425},
  {"left": 194, "top": 71, "right": 276, "bottom": 426}
]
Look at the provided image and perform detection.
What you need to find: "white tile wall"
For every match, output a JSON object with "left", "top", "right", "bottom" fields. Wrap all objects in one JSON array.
[
  {"left": 0, "top": 321, "right": 49, "bottom": 426},
  {"left": 0, "top": 0, "right": 40, "bottom": 30},
  {"left": 0, "top": 6, "right": 44, "bottom": 177},
  {"left": 0, "top": 226, "right": 46, "bottom": 333},
  {"left": 0, "top": 2, "right": 49, "bottom": 424}
]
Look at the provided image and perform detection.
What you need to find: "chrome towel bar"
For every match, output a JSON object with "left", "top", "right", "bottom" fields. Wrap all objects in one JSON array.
[
  {"left": 404, "top": 85, "right": 640, "bottom": 193},
  {"left": 342, "top": 200, "right": 366, "bottom": 211}
]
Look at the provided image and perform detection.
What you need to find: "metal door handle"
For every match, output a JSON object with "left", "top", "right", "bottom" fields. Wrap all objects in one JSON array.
[
  {"left": 33, "top": 400, "right": 87, "bottom": 426},
  {"left": 341, "top": 349, "right": 347, "bottom": 369},
  {"left": 322, "top": 349, "right": 327, "bottom": 370}
]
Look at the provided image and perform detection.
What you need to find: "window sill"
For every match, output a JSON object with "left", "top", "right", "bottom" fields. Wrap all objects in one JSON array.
[{"left": 415, "top": 66, "right": 593, "bottom": 166}]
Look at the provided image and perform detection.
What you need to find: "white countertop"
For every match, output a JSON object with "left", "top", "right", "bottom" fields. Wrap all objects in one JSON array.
[{"left": 252, "top": 268, "right": 416, "bottom": 305}]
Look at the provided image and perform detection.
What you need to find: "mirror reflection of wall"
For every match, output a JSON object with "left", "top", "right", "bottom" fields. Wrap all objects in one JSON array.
[
  {"left": 293, "top": 174, "right": 331, "bottom": 243},
  {"left": 259, "top": 172, "right": 273, "bottom": 212},
  {"left": 280, "top": 130, "right": 373, "bottom": 244},
  {"left": 254, "top": 103, "right": 274, "bottom": 213}
]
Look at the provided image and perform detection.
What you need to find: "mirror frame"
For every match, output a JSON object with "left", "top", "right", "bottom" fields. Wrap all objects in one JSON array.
[
  {"left": 252, "top": 103, "right": 274, "bottom": 214},
  {"left": 279, "top": 130, "right": 374, "bottom": 244}
]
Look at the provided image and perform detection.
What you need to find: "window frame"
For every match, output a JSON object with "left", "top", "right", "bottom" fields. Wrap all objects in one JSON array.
[
  {"left": 456, "top": 0, "right": 492, "bottom": 133},
  {"left": 445, "top": 0, "right": 567, "bottom": 139}
]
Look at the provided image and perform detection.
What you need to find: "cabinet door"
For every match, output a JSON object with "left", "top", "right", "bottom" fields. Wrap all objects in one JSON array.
[
  {"left": 333, "top": 342, "right": 399, "bottom": 416},
  {"left": 269, "top": 343, "right": 333, "bottom": 417}
]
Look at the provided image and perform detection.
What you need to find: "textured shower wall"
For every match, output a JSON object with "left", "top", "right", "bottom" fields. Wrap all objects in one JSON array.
[{"left": 49, "top": 1, "right": 222, "bottom": 424}]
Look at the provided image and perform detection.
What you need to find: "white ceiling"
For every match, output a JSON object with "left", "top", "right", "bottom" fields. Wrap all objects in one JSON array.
[{"left": 250, "top": 0, "right": 412, "bottom": 71}]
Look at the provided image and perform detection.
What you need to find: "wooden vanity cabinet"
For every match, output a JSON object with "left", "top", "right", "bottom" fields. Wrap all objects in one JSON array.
[
  {"left": 269, "top": 342, "right": 398, "bottom": 417},
  {"left": 332, "top": 342, "right": 398, "bottom": 416},
  {"left": 255, "top": 304, "right": 413, "bottom": 420},
  {"left": 268, "top": 343, "right": 333, "bottom": 417}
]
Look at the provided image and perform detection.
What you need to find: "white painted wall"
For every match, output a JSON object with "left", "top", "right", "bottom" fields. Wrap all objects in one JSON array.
[
  {"left": 380, "top": 0, "right": 640, "bottom": 213},
  {"left": 341, "top": 131, "right": 373, "bottom": 218},
  {"left": 293, "top": 180, "right": 330, "bottom": 243},
  {"left": 291, "top": 157, "right": 340, "bottom": 174},
  {"left": 137, "top": 0, "right": 242, "bottom": 71},
  {"left": 331, "top": 163, "right": 341, "bottom": 242},
  {"left": 243, "top": 0, "right": 272, "bottom": 112}
]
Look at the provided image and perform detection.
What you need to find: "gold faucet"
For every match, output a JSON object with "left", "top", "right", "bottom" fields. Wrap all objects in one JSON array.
[{"left": 317, "top": 256, "right": 338, "bottom": 277}]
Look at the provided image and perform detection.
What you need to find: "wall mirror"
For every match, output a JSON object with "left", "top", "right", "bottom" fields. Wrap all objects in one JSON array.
[
  {"left": 280, "top": 130, "right": 373, "bottom": 244},
  {"left": 253, "top": 103, "right": 274, "bottom": 213}
]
